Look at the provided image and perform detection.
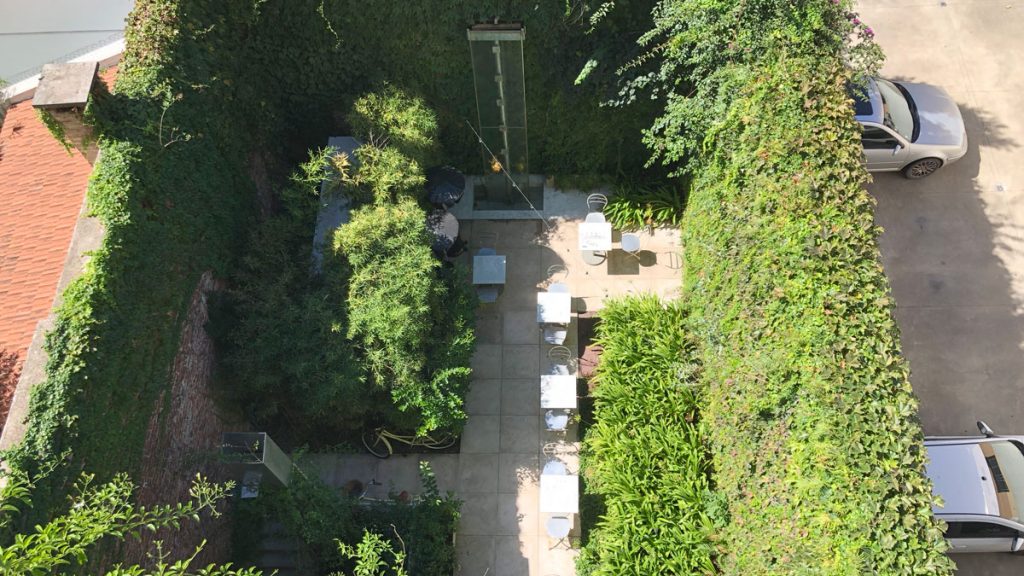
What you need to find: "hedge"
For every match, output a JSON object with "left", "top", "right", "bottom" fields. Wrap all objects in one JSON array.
[
  {"left": 586, "top": 0, "right": 955, "bottom": 573},
  {"left": 4, "top": 0, "right": 261, "bottom": 525},
  {"left": 577, "top": 296, "right": 715, "bottom": 575},
  {"left": 653, "top": 9, "right": 951, "bottom": 576}
]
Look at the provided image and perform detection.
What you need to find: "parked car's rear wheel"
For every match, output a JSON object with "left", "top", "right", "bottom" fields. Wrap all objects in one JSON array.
[{"left": 903, "top": 157, "right": 943, "bottom": 179}]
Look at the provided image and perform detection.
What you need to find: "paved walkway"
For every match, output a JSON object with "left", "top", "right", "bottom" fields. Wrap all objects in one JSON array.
[
  {"left": 305, "top": 194, "right": 682, "bottom": 575},
  {"left": 451, "top": 212, "right": 681, "bottom": 576}
]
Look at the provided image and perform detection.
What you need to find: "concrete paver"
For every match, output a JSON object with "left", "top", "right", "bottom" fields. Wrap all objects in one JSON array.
[
  {"left": 860, "top": 0, "right": 1024, "bottom": 572},
  {"left": 449, "top": 208, "right": 682, "bottom": 575}
]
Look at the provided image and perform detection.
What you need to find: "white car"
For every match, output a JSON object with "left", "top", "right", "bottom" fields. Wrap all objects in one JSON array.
[
  {"left": 854, "top": 77, "right": 968, "bottom": 179},
  {"left": 926, "top": 421, "right": 1024, "bottom": 553}
]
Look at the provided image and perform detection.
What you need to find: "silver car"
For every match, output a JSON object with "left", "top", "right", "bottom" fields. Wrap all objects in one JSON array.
[
  {"left": 925, "top": 421, "right": 1024, "bottom": 553},
  {"left": 854, "top": 77, "right": 968, "bottom": 179}
]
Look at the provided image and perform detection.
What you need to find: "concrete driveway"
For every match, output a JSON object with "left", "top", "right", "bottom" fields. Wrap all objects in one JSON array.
[{"left": 858, "top": 0, "right": 1024, "bottom": 573}]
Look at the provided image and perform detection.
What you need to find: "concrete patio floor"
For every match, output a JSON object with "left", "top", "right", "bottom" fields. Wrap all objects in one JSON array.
[
  {"left": 304, "top": 190, "right": 683, "bottom": 575},
  {"left": 449, "top": 199, "right": 682, "bottom": 576}
]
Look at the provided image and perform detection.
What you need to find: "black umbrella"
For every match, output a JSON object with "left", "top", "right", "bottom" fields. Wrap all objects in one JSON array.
[{"left": 426, "top": 166, "right": 466, "bottom": 208}]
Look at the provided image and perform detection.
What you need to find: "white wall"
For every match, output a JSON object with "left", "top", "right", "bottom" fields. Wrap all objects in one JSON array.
[{"left": 0, "top": 0, "right": 134, "bottom": 82}]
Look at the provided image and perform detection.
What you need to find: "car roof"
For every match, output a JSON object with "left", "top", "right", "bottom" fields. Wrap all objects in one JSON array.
[
  {"left": 850, "top": 77, "right": 883, "bottom": 125},
  {"left": 926, "top": 441, "right": 1000, "bottom": 516}
]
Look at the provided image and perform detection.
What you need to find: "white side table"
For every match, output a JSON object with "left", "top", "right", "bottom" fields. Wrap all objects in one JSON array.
[{"left": 541, "top": 374, "right": 577, "bottom": 409}]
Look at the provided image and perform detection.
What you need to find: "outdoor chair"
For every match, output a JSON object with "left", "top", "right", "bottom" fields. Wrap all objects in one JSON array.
[
  {"left": 543, "top": 460, "right": 568, "bottom": 476},
  {"left": 548, "top": 282, "right": 570, "bottom": 294},
  {"left": 621, "top": 232, "right": 642, "bottom": 260},
  {"left": 478, "top": 247, "right": 496, "bottom": 256},
  {"left": 584, "top": 211, "right": 606, "bottom": 224},
  {"left": 543, "top": 324, "right": 568, "bottom": 345},
  {"left": 586, "top": 192, "right": 608, "bottom": 213},
  {"left": 548, "top": 345, "right": 576, "bottom": 375},
  {"left": 542, "top": 441, "right": 577, "bottom": 457},
  {"left": 545, "top": 409, "right": 571, "bottom": 432},
  {"left": 477, "top": 285, "right": 499, "bottom": 303},
  {"left": 545, "top": 264, "right": 569, "bottom": 288},
  {"left": 546, "top": 516, "right": 572, "bottom": 549},
  {"left": 475, "top": 231, "right": 498, "bottom": 251}
]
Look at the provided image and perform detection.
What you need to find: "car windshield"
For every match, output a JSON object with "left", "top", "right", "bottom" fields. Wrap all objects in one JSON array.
[
  {"left": 875, "top": 79, "right": 914, "bottom": 141},
  {"left": 980, "top": 440, "right": 1024, "bottom": 522}
]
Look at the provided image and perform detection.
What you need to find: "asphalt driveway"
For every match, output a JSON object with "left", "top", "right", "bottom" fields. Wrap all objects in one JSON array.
[{"left": 858, "top": 0, "right": 1024, "bottom": 573}]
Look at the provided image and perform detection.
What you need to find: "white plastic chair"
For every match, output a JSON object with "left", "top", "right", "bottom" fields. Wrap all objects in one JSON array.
[
  {"left": 543, "top": 460, "right": 568, "bottom": 476},
  {"left": 548, "top": 282, "right": 570, "bottom": 294},
  {"left": 545, "top": 409, "right": 570, "bottom": 432},
  {"left": 543, "top": 325, "right": 567, "bottom": 345},
  {"left": 621, "top": 232, "right": 641, "bottom": 260},
  {"left": 584, "top": 211, "right": 606, "bottom": 223}
]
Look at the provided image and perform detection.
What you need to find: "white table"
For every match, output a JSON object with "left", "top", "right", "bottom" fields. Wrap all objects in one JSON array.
[
  {"left": 541, "top": 374, "right": 577, "bottom": 409},
  {"left": 472, "top": 255, "right": 506, "bottom": 285},
  {"left": 537, "top": 292, "right": 571, "bottom": 324},
  {"left": 578, "top": 222, "right": 612, "bottom": 251},
  {"left": 540, "top": 474, "right": 579, "bottom": 513}
]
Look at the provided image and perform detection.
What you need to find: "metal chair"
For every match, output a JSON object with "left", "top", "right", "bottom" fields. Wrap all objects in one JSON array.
[
  {"left": 478, "top": 247, "right": 496, "bottom": 256},
  {"left": 584, "top": 211, "right": 606, "bottom": 223},
  {"left": 546, "top": 516, "right": 572, "bottom": 549},
  {"left": 475, "top": 231, "right": 498, "bottom": 250},
  {"left": 477, "top": 285, "right": 499, "bottom": 303},
  {"left": 546, "top": 264, "right": 569, "bottom": 282},
  {"left": 586, "top": 192, "right": 608, "bottom": 213},
  {"left": 548, "top": 345, "right": 575, "bottom": 375},
  {"left": 542, "top": 441, "right": 577, "bottom": 457}
]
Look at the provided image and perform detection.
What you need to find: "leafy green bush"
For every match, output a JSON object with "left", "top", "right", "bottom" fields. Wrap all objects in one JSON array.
[
  {"left": 346, "top": 85, "right": 440, "bottom": 168},
  {"left": 594, "top": 1, "right": 951, "bottom": 574},
  {"left": 241, "top": 461, "right": 459, "bottom": 576},
  {"left": 344, "top": 145, "right": 426, "bottom": 206},
  {"left": 334, "top": 199, "right": 474, "bottom": 434},
  {"left": 578, "top": 295, "right": 714, "bottom": 576},
  {"left": 603, "top": 182, "right": 687, "bottom": 230},
  {"left": 214, "top": 88, "right": 473, "bottom": 441}
]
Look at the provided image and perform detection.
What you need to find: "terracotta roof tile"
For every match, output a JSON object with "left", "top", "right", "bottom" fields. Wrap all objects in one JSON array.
[{"left": 0, "top": 65, "right": 118, "bottom": 423}]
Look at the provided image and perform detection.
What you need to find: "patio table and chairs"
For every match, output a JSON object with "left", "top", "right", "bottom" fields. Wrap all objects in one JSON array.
[
  {"left": 472, "top": 251, "right": 505, "bottom": 303},
  {"left": 540, "top": 459, "right": 579, "bottom": 549},
  {"left": 473, "top": 232, "right": 503, "bottom": 303}
]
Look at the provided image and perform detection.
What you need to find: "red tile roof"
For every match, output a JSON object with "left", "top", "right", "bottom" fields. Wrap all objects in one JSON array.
[{"left": 0, "top": 66, "right": 117, "bottom": 426}]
